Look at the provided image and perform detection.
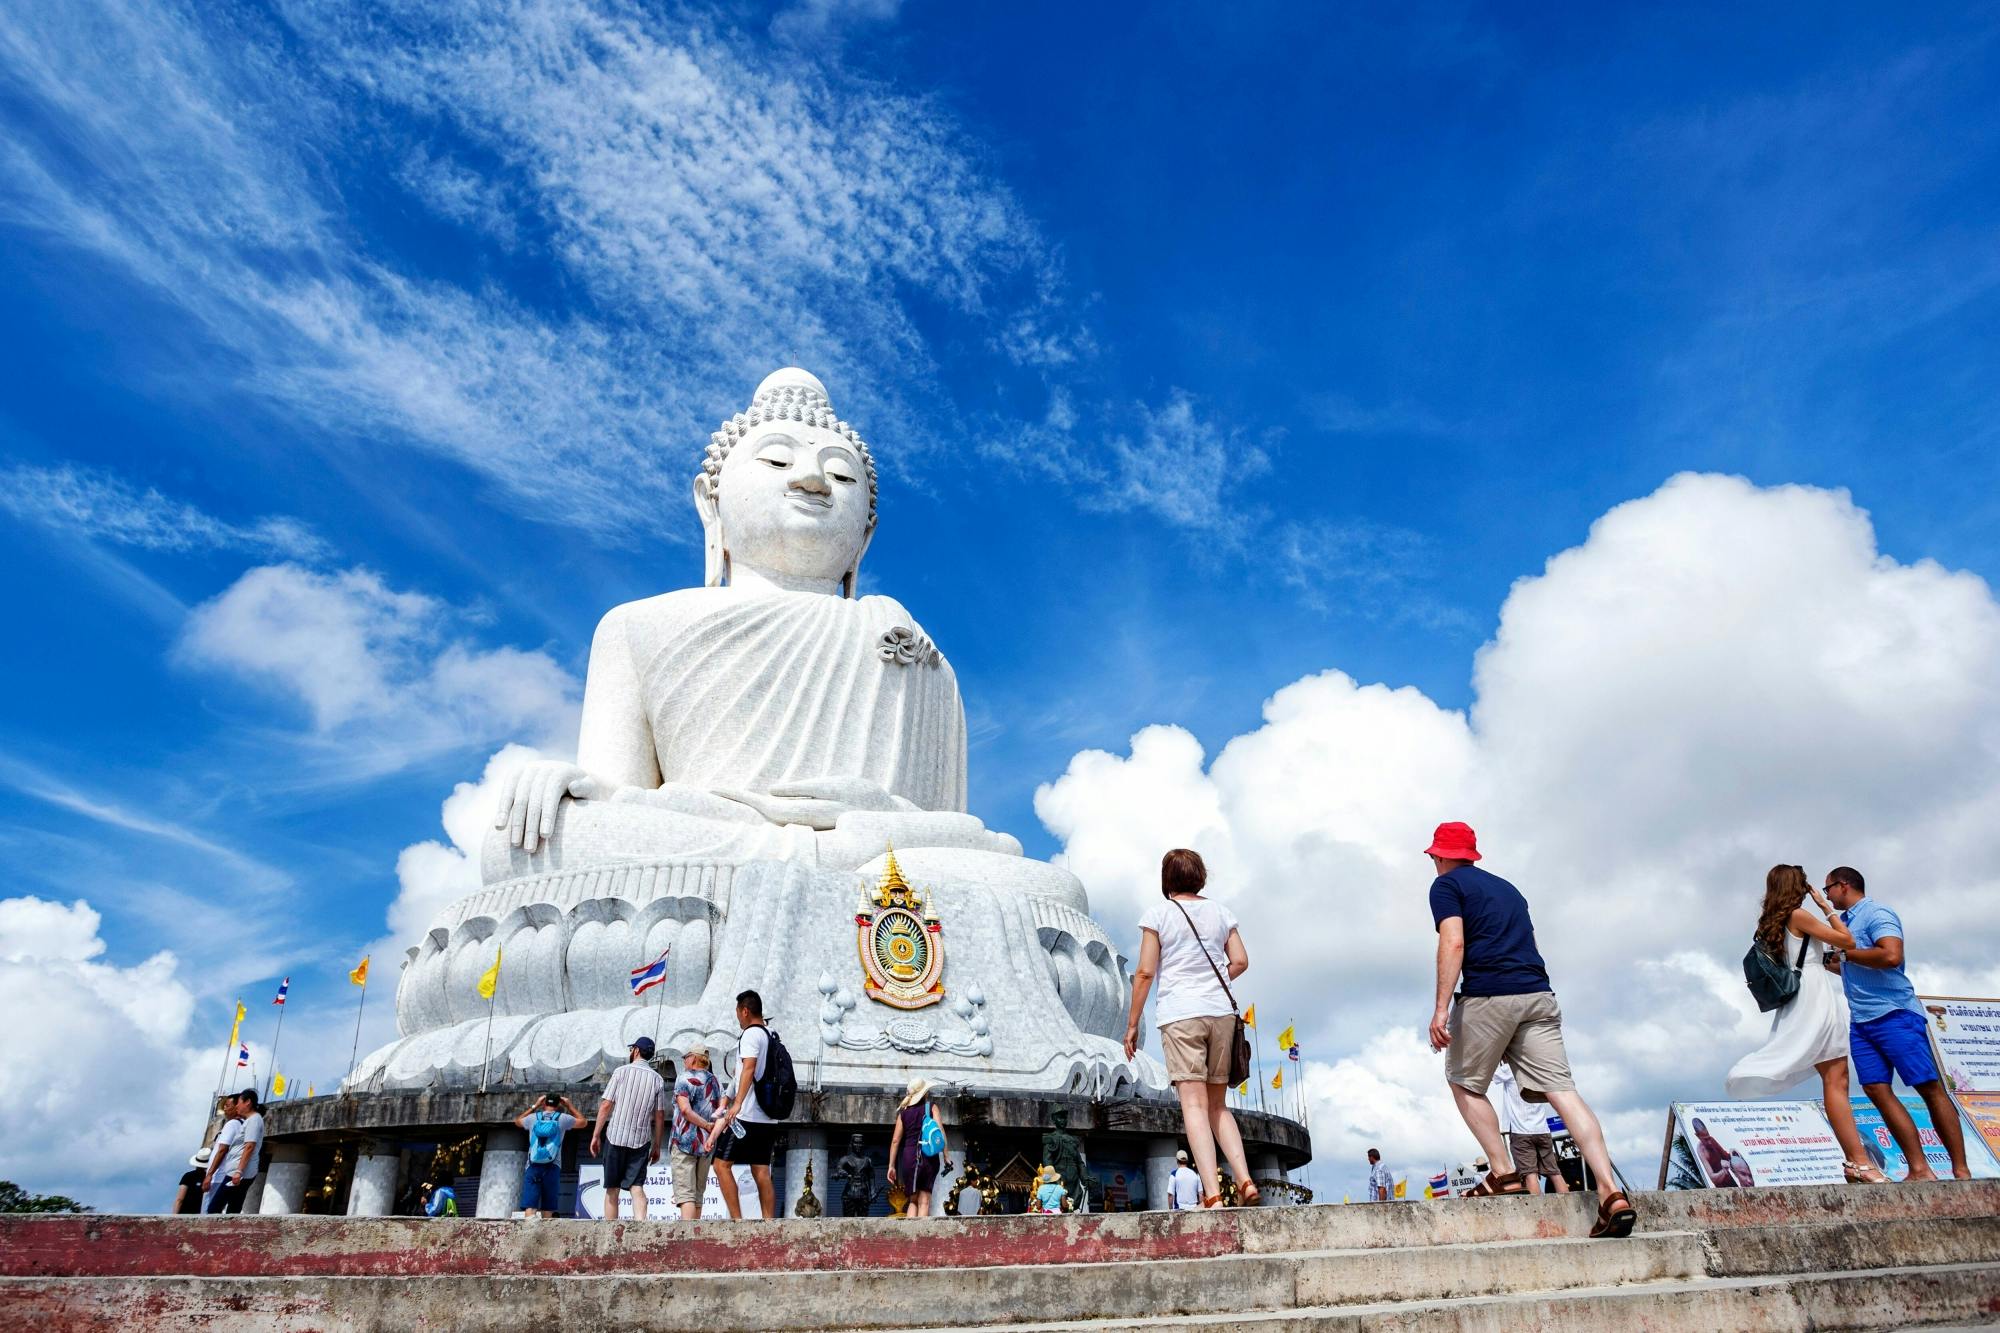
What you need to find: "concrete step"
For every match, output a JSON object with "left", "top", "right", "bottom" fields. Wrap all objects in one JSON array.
[
  {"left": 6, "top": 1179, "right": 1996, "bottom": 1280},
  {"left": 5, "top": 1216, "right": 1997, "bottom": 1332},
  {"left": 914, "top": 1262, "right": 2000, "bottom": 1332}
]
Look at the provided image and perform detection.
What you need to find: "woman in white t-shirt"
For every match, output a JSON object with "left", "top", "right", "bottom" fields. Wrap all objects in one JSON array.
[{"left": 1123, "top": 848, "right": 1258, "bottom": 1208}]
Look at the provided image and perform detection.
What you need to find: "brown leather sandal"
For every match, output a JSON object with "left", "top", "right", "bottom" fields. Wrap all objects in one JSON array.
[
  {"left": 1461, "top": 1169, "right": 1528, "bottom": 1198},
  {"left": 1236, "top": 1182, "right": 1261, "bottom": 1206},
  {"left": 1589, "top": 1190, "right": 1637, "bottom": 1238},
  {"left": 1200, "top": 1193, "right": 1224, "bottom": 1209}
]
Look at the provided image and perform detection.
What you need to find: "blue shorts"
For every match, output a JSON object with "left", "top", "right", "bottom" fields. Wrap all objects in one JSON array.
[
  {"left": 1850, "top": 1009, "right": 1939, "bottom": 1088},
  {"left": 521, "top": 1159, "right": 562, "bottom": 1212}
]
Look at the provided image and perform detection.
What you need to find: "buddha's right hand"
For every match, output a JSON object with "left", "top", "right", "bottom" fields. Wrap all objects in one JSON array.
[{"left": 494, "top": 761, "right": 606, "bottom": 853}]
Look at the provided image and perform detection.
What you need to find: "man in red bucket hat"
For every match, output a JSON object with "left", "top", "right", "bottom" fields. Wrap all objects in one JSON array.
[{"left": 1423, "top": 821, "right": 1637, "bottom": 1238}]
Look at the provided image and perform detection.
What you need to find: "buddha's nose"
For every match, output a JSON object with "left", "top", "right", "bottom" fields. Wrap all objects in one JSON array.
[{"left": 791, "top": 466, "right": 831, "bottom": 495}]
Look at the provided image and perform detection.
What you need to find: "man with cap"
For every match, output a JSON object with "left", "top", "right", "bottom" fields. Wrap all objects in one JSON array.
[
  {"left": 590, "top": 1036, "right": 668, "bottom": 1220},
  {"left": 1422, "top": 821, "right": 1635, "bottom": 1238},
  {"left": 1168, "top": 1149, "right": 1202, "bottom": 1209}
]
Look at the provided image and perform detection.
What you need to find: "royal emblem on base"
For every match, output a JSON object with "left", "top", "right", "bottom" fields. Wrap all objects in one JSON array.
[{"left": 855, "top": 847, "right": 944, "bottom": 1009}]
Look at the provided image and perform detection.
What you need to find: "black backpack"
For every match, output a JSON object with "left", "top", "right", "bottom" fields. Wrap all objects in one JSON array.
[
  {"left": 752, "top": 1025, "right": 797, "bottom": 1120},
  {"left": 1742, "top": 932, "right": 1811, "bottom": 1012}
]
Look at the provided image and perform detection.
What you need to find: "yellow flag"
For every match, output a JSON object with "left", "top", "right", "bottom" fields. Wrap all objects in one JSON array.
[
  {"left": 1277, "top": 1023, "right": 1296, "bottom": 1050},
  {"left": 1394, "top": 1178, "right": 1407, "bottom": 1199},
  {"left": 476, "top": 946, "right": 502, "bottom": 1000},
  {"left": 1342, "top": 1193, "right": 1351, "bottom": 1205},
  {"left": 1242, "top": 1004, "right": 1256, "bottom": 1029},
  {"left": 349, "top": 955, "right": 370, "bottom": 987},
  {"left": 1235, "top": 1080, "right": 1248, "bottom": 1096},
  {"left": 1270, "top": 1069, "right": 1283, "bottom": 1090},
  {"left": 1423, "top": 1184, "right": 1434, "bottom": 1200},
  {"left": 272, "top": 1071, "right": 288, "bottom": 1096},
  {"left": 307, "top": 1084, "right": 315, "bottom": 1099},
  {"left": 227, "top": 999, "right": 246, "bottom": 1048}
]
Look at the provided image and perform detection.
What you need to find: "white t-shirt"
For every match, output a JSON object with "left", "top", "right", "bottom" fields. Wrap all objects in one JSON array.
[
  {"left": 1492, "top": 1063, "right": 1548, "bottom": 1136},
  {"left": 206, "top": 1119, "right": 243, "bottom": 1197},
  {"left": 1139, "top": 896, "right": 1241, "bottom": 1026},
  {"left": 1169, "top": 1164, "right": 1202, "bottom": 1209},
  {"left": 735, "top": 1025, "right": 774, "bottom": 1124}
]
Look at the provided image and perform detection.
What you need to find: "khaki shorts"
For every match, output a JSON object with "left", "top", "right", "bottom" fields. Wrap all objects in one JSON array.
[
  {"left": 1509, "top": 1131, "right": 1560, "bottom": 1178},
  {"left": 1446, "top": 991, "right": 1573, "bottom": 1096},
  {"left": 670, "top": 1147, "right": 711, "bottom": 1204},
  {"left": 1159, "top": 1015, "right": 1238, "bottom": 1084}
]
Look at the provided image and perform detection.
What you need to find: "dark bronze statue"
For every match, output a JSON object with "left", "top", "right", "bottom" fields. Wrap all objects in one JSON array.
[
  {"left": 831, "top": 1133, "right": 878, "bottom": 1217},
  {"left": 1041, "top": 1107, "right": 1085, "bottom": 1209}
]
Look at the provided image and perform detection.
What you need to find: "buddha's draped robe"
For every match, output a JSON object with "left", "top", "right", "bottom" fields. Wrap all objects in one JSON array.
[{"left": 602, "top": 588, "right": 968, "bottom": 811}]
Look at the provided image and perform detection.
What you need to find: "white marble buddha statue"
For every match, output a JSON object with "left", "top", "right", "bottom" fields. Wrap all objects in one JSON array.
[
  {"left": 366, "top": 369, "right": 1140, "bottom": 1096},
  {"left": 485, "top": 367, "right": 1018, "bottom": 882}
]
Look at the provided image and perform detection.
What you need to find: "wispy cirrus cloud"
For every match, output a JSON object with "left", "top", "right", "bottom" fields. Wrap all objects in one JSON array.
[
  {"left": 0, "top": 0, "right": 1062, "bottom": 541},
  {"left": 0, "top": 462, "right": 329, "bottom": 562}
]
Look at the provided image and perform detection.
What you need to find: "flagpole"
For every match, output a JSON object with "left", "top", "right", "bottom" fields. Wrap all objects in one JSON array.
[
  {"left": 480, "top": 961, "right": 499, "bottom": 1095},
  {"left": 214, "top": 998, "right": 239, "bottom": 1096},
  {"left": 650, "top": 948, "right": 670, "bottom": 1045},
  {"left": 1254, "top": 1031, "right": 1267, "bottom": 1115},
  {"left": 347, "top": 978, "right": 368, "bottom": 1090},
  {"left": 263, "top": 997, "right": 287, "bottom": 1103}
]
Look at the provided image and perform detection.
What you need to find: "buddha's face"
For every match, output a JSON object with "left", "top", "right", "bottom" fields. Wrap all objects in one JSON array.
[{"left": 712, "top": 422, "right": 871, "bottom": 584}]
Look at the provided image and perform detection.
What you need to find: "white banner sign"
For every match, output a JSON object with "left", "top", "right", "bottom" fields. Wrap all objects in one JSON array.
[
  {"left": 1669, "top": 1101, "right": 1845, "bottom": 1188},
  {"left": 574, "top": 1161, "right": 762, "bottom": 1220},
  {"left": 1918, "top": 995, "right": 2000, "bottom": 1094}
]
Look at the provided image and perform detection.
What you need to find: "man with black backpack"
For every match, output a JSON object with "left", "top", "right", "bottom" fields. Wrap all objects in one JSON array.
[{"left": 707, "top": 988, "right": 794, "bottom": 1219}]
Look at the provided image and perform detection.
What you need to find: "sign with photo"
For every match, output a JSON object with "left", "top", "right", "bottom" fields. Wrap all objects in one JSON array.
[
  {"left": 1955, "top": 1092, "right": 2000, "bottom": 1166},
  {"left": 1658, "top": 1101, "right": 1844, "bottom": 1190},
  {"left": 1849, "top": 1093, "right": 2000, "bottom": 1181},
  {"left": 1916, "top": 995, "right": 2000, "bottom": 1094},
  {"left": 575, "top": 1161, "right": 763, "bottom": 1219}
]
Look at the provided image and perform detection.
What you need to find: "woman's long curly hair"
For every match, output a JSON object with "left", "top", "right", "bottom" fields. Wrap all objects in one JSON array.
[{"left": 1755, "top": 864, "right": 1811, "bottom": 955}]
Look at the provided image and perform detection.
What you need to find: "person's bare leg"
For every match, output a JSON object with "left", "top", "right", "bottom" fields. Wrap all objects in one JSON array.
[
  {"left": 630, "top": 1183, "right": 648, "bottom": 1221},
  {"left": 1524, "top": 1170, "right": 1543, "bottom": 1194},
  {"left": 603, "top": 1183, "right": 621, "bottom": 1221},
  {"left": 913, "top": 1189, "right": 932, "bottom": 1217},
  {"left": 753, "top": 1166, "right": 775, "bottom": 1219},
  {"left": 1206, "top": 1085, "right": 1255, "bottom": 1191},
  {"left": 1549, "top": 1165, "right": 1571, "bottom": 1194},
  {"left": 1816, "top": 1058, "right": 1871, "bottom": 1167},
  {"left": 715, "top": 1160, "right": 744, "bottom": 1218},
  {"left": 1541, "top": 1090, "right": 1618, "bottom": 1194},
  {"left": 679, "top": 1200, "right": 699, "bottom": 1220},
  {"left": 1915, "top": 1081, "right": 1971, "bottom": 1179},
  {"left": 1449, "top": 1083, "right": 1510, "bottom": 1169},
  {"left": 1175, "top": 1081, "right": 1221, "bottom": 1197},
  {"left": 1863, "top": 1083, "right": 1936, "bottom": 1181}
]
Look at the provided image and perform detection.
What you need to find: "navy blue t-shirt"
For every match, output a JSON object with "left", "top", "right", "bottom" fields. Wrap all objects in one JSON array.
[{"left": 1428, "top": 865, "right": 1551, "bottom": 997}]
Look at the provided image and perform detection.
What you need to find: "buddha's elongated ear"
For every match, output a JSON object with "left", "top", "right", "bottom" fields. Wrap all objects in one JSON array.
[
  {"left": 841, "top": 520, "right": 876, "bottom": 599},
  {"left": 694, "top": 473, "right": 729, "bottom": 588}
]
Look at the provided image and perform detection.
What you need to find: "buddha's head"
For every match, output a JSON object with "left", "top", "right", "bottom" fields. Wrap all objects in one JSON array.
[{"left": 696, "top": 368, "right": 878, "bottom": 596}]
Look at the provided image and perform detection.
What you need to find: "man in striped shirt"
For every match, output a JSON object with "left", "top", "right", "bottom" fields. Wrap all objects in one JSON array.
[{"left": 589, "top": 1036, "right": 668, "bottom": 1220}]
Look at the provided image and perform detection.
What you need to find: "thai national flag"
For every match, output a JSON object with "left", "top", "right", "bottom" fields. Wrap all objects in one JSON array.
[
  {"left": 1287, "top": 1044, "right": 1300, "bottom": 1062},
  {"left": 628, "top": 948, "right": 669, "bottom": 997},
  {"left": 236, "top": 1042, "right": 250, "bottom": 1067},
  {"left": 1429, "top": 1171, "right": 1449, "bottom": 1195},
  {"left": 272, "top": 977, "right": 289, "bottom": 1006}
]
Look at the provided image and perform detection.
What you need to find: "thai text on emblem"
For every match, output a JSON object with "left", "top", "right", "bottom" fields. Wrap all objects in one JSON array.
[{"left": 855, "top": 846, "right": 944, "bottom": 1010}]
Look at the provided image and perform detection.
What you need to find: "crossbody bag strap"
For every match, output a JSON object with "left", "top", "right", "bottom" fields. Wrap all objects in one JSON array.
[
  {"left": 1793, "top": 930, "right": 1812, "bottom": 972},
  {"left": 1170, "top": 897, "right": 1239, "bottom": 1016}
]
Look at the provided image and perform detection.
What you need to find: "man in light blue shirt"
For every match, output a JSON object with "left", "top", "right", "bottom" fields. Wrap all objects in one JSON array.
[{"left": 1827, "top": 866, "right": 1968, "bottom": 1180}]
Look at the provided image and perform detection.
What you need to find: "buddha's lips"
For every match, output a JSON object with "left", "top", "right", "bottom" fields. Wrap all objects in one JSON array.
[{"left": 786, "top": 492, "right": 833, "bottom": 510}]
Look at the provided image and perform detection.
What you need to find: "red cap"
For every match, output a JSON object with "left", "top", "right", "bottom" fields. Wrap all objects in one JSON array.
[{"left": 1424, "top": 821, "right": 1481, "bottom": 861}]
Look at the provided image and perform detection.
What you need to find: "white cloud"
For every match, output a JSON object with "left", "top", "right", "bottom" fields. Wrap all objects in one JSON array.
[
  {"left": 0, "top": 462, "right": 329, "bottom": 562},
  {"left": 176, "top": 564, "right": 579, "bottom": 763},
  {"left": 0, "top": 896, "right": 216, "bottom": 1209},
  {"left": 770, "top": 0, "right": 904, "bottom": 43},
  {"left": 1038, "top": 472, "right": 2000, "bottom": 1195}
]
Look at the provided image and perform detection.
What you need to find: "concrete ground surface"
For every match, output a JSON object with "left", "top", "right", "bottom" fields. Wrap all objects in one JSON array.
[{"left": 1, "top": 1179, "right": 1995, "bottom": 1330}]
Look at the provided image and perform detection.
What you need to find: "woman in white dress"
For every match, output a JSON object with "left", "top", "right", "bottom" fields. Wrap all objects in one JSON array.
[{"left": 1725, "top": 864, "right": 1886, "bottom": 1183}]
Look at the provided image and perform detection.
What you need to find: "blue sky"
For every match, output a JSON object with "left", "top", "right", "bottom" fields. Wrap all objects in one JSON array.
[{"left": 3, "top": 1, "right": 1999, "bottom": 1208}]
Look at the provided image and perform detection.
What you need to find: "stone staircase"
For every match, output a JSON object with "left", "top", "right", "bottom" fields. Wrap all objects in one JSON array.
[{"left": 3, "top": 1180, "right": 1996, "bottom": 1331}]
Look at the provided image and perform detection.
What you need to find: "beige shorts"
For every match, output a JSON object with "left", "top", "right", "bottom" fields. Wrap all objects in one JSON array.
[
  {"left": 669, "top": 1147, "right": 710, "bottom": 1204},
  {"left": 1159, "top": 1015, "right": 1238, "bottom": 1084},
  {"left": 1446, "top": 991, "right": 1574, "bottom": 1096}
]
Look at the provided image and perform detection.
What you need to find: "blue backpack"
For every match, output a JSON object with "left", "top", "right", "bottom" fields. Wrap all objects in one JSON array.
[
  {"left": 919, "top": 1109, "right": 945, "bottom": 1158},
  {"left": 529, "top": 1111, "right": 564, "bottom": 1165}
]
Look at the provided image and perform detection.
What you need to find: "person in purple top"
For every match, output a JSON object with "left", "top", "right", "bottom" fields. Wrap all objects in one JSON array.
[
  {"left": 1824, "top": 866, "right": 1969, "bottom": 1180},
  {"left": 1423, "top": 821, "right": 1634, "bottom": 1238}
]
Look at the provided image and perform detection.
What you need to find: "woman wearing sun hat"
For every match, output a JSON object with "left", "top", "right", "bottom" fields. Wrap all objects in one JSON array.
[{"left": 886, "top": 1076, "right": 952, "bottom": 1217}]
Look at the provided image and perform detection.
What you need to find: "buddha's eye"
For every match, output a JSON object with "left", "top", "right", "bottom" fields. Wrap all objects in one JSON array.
[
  {"left": 825, "top": 451, "right": 860, "bottom": 484},
  {"left": 754, "top": 445, "right": 794, "bottom": 469}
]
